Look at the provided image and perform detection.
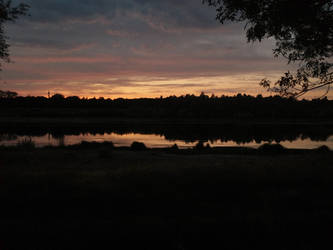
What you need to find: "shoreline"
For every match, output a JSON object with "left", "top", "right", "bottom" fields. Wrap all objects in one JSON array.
[
  {"left": 1, "top": 140, "right": 333, "bottom": 250},
  {"left": 1, "top": 140, "right": 331, "bottom": 155},
  {"left": 1, "top": 116, "right": 333, "bottom": 126}
]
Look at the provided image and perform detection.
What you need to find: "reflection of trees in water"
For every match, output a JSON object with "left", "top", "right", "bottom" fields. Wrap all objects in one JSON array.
[
  {"left": 51, "top": 133, "right": 65, "bottom": 146},
  {"left": 161, "top": 125, "right": 331, "bottom": 144},
  {"left": 0, "top": 134, "right": 18, "bottom": 142},
  {"left": 1, "top": 124, "right": 332, "bottom": 145}
]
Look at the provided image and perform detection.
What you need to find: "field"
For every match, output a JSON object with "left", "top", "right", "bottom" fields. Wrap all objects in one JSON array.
[{"left": 1, "top": 143, "right": 333, "bottom": 249}]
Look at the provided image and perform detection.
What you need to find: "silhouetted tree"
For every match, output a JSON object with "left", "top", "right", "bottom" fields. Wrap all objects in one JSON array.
[
  {"left": 204, "top": 0, "right": 333, "bottom": 98},
  {"left": 51, "top": 93, "right": 65, "bottom": 100},
  {"left": 0, "top": 0, "right": 29, "bottom": 69},
  {"left": 50, "top": 93, "right": 65, "bottom": 105},
  {"left": 0, "top": 92, "right": 332, "bottom": 120},
  {"left": 0, "top": 89, "right": 17, "bottom": 98}
]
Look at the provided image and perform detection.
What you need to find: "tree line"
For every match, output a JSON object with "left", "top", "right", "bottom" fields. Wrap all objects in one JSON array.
[{"left": 0, "top": 92, "right": 332, "bottom": 120}]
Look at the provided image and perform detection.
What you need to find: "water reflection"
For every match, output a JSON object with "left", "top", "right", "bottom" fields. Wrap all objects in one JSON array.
[
  {"left": 1, "top": 132, "right": 333, "bottom": 149},
  {"left": 0, "top": 133, "right": 18, "bottom": 141}
]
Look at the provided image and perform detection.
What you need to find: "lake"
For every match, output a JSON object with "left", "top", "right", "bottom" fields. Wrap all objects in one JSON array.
[{"left": 1, "top": 131, "right": 333, "bottom": 149}]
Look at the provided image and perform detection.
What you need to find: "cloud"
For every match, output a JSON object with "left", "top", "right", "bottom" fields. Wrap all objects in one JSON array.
[
  {"left": 16, "top": 0, "right": 217, "bottom": 29},
  {"left": 3, "top": 0, "right": 300, "bottom": 98}
]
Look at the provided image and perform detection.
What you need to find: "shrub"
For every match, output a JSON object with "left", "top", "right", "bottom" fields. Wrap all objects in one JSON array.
[
  {"left": 168, "top": 143, "right": 179, "bottom": 153},
  {"left": 315, "top": 145, "right": 330, "bottom": 153},
  {"left": 130, "top": 141, "right": 147, "bottom": 151}
]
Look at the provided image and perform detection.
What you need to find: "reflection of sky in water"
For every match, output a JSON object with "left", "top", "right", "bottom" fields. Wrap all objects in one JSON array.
[{"left": 0, "top": 133, "right": 333, "bottom": 149}]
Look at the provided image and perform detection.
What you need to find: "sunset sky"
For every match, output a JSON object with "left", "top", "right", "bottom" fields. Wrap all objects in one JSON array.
[{"left": 2, "top": 0, "right": 330, "bottom": 98}]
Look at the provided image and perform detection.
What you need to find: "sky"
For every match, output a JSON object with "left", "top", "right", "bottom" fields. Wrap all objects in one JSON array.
[{"left": 1, "top": 0, "right": 330, "bottom": 99}]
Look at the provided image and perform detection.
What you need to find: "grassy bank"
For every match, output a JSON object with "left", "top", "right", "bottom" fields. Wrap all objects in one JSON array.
[{"left": 1, "top": 143, "right": 333, "bottom": 249}]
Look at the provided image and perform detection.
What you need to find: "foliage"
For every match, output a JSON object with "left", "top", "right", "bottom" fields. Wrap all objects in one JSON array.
[
  {"left": 0, "top": 0, "right": 29, "bottom": 69},
  {"left": 315, "top": 145, "right": 331, "bottom": 153},
  {"left": 0, "top": 92, "right": 332, "bottom": 120},
  {"left": 0, "top": 89, "right": 16, "bottom": 98},
  {"left": 131, "top": 141, "right": 147, "bottom": 151},
  {"left": 203, "top": 0, "right": 333, "bottom": 98},
  {"left": 170, "top": 144, "right": 179, "bottom": 151}
]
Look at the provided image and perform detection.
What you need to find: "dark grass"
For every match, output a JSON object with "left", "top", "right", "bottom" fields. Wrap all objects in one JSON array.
[{"left": 0, "top": 143, "right": 333, "bottom": 249}]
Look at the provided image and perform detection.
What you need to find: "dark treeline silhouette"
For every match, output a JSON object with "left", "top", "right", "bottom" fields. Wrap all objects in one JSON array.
[
  {"left": 1, "top": 92, "right": 333, "bottom": 120},
  {"left": 0, "top": 90, "right": 18, "bottom": 98}
]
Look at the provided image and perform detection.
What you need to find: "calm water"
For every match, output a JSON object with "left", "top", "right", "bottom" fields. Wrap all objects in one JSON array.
[{"left": 1, "top": 132, "right": 333, "bottom": 149}]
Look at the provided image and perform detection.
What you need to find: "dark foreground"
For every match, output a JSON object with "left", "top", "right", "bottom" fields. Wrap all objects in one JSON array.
[{"left": 1, "top": 143, "right": 333, "bottom": 250}]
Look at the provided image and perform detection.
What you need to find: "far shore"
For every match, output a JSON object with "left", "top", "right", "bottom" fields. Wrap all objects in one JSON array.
[
  {"left": 2, "top": 140, "right": 332, "bottom": 155},
  {"left": 1, "top": 116, "right": 333, "bottom": 127}
]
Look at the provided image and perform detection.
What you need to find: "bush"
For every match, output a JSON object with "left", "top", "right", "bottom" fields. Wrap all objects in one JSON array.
[
  {"left": 168, "top": 143, "right": 179, "bottom": 153},
  {"left": 130, "top": 141, "right": 147, "bottom": 151},
  {"left": 315, "top": 145, "right": 330, "bottom": 153},
  {"left": 170, "top": 144, "right": 179, "bottom": 150}
]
